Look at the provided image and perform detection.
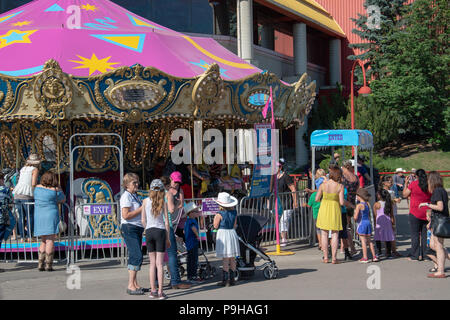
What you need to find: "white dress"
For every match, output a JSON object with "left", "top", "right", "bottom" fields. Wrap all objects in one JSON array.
[{"left": 215, "top": 210, "right": 240, "bottom": 258}]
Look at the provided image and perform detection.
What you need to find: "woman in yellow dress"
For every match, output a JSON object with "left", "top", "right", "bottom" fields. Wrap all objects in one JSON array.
[{"left": 315, "top": 167, "right": 345, "bottom": 264}]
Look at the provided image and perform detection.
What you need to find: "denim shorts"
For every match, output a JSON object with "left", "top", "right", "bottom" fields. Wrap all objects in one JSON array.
[{"left": 121, "top": 223, "right": 144, "bottom": 271}]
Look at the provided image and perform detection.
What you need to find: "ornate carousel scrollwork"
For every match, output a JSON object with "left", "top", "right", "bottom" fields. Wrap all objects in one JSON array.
[
  {"left": 127, "top": 129, "right": 151, "bottom": 169},
  {"left": 0, "top": 131, "right": 17, "bottom": 168},
  {"left": 286, "top": 74, "right": 317, "bottom": 126},
  {"left": 82, "top": 178, "right": 119, "bottom": 238},
  {"left": 33, "top": 60, "right": 73, "bottom": 124},
  {"left": 192, "top": 63, "right": 225, "bottom": 118}
]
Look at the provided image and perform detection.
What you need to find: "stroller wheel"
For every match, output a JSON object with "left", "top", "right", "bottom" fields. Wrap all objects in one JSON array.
[
  {"left": 200, "top": 268, "right": 210, "bottom": 280},
  {"left": 179, "top": 266, "right": 185, "bottom": 277},
  {"left": 263, "top": 265, "right": 278, "bottom": 280},
  {"left": 164, "top": 268, "right": 171, "bottom": 281},
  {"left": 233, "top": 269, "right": 240, "bottom": 282},
  {"left": 210, "top": 266, "right": 217, "bottom": 278}
]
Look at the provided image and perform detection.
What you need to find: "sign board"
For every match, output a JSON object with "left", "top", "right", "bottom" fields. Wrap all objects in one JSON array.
[
  {"left": 83, "top": 204, "right": 113, "bottom": 215},
  {"left": 249, "top": 164, "right": 273, "bottom": 198},
  {"left": 201, "top": 198, "right": 220, "bottom": 216},
  {"left": 249, "top": 123, "right": 273, "bottom": 198}
]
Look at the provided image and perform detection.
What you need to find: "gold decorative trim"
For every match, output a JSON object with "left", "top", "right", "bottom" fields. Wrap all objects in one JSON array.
[
  {"left": 33, "top": 60, "right": 73, "bottom": 123},
  {"left": 192, "top": 63, "right": 224, "bottom": 118}
]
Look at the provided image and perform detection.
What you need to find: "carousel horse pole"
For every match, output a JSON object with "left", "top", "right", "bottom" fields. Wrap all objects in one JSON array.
[{"left": 189, "top": 119, "right": 194, "bottom": 199}]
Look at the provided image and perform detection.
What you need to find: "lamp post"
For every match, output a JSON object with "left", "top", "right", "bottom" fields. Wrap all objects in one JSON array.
[
  {"left": 350, "top": 59, "right": 371, "bottom": 158},
  {"left": 350, "top": 59, "right": 371, "bottom": 130}
]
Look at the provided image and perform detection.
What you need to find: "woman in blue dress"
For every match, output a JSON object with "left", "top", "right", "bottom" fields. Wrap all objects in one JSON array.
[{"left": 33, "top": 171, "right": 65, "bottom": 271}]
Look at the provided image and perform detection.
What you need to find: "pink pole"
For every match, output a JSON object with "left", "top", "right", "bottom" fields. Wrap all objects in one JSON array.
[{"left": 269, "top": 87, "right": 281, "bottom": 250}]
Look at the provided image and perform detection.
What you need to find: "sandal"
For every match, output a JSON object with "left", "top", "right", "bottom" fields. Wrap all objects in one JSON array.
[
  {"left": 332, "top": 260, "right": 340, "bottom": 264},
  {"left": 428, "top": 267, "right": 438, "bottom": 273},
  {"left": 427, "top": 273, "right": 447, "bottom": 279},
  {"left": 127, "top": 288, "right": 145, "bottom": 295},
  {"left": 322, "top": 258, "right": 329, "bottom": 264}
]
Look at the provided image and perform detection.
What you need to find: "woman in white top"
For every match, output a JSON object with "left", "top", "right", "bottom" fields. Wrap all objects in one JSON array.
[
  {"left": 120, "top": 173, "right": 145, "bottom": 295},
  {"left": 13, "top": 154, "right": 40, "bottom": 241},
  {"left": 142, "top": 179, "right": 171, "bottom": 300}
]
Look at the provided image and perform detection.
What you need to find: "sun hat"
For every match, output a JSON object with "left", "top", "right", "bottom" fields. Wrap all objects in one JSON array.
[
  {"left": 356, "top": 188, "right": 371, "bottom": 202},
  {"left": 213, "top": 192, "right": 238, "bottom": 208},
  {"left": 184, "top": 202, "right": 199, "bottom": 214},
  {"left": 343, "top": 160, "right": 355, "bottom": 169},
  {"left": 150, "top": 179, "right": 164, "bottom": 191},
  {"left": 170, "top": 171, "right": 182, "bottom": 183},
  {"left": 26, "top": 153, "right": 41, "bottom": 166},
  {"left": 395, "top": 168, "right": 404, "bottom": 173}
]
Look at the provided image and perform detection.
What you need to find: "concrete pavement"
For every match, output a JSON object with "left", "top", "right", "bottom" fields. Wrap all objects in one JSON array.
[{"left": 1, "top": 199, "right": 449, "bottom": 300}]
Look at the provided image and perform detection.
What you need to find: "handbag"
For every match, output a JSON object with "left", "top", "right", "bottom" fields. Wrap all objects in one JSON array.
[
  {"left": 55, "top": 189, "right": 67, "bottom": 234},
  {"left": 431, "top": 213, "right": 450, "bottom": 239}
]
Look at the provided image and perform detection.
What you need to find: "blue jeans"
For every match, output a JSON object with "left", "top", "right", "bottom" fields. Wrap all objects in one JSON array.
[
  {"left": 121, "top": 223, "right": 144, "bottom": 271},
  {"left": 15, "top": 199, "right": 34, "bottom": 238},
  {"left": 167, "top": 226, "right": 182, "bottom": 285},
  {"left": 187, "top": 245, "right": 198, "bottom": 280}
]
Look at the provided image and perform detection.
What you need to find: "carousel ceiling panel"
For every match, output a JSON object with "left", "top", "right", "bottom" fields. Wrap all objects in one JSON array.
[{"left": 0, "top": 0, "right": 261, "bottom": 80}]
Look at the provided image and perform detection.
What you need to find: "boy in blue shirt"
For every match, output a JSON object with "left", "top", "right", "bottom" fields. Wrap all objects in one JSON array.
[{"left": 184, "top": 207, "right": 202, "bottom": 283}]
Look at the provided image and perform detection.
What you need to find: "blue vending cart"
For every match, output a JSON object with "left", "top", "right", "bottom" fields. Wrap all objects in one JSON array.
[
  {"left": 310, "top": 129, "right": 375, "bottom": 246},
  {"left": 310, "top": 129, "right": 374, "bottom": 187}
]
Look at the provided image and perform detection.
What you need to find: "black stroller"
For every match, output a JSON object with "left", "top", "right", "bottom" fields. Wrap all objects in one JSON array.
[
  {"left": 164, "top": 235, "right": 217, "bottom": 281},
  {"left": 235, "top": 214, "right": 279, "bottom": 280}
]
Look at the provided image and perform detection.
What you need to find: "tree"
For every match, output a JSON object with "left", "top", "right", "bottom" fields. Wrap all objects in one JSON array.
[
  {"left": 303, "top": 84, "right": 348, "bottom": 147},
  {"left": 370, "top": 0, "right": 450, "bottom": 145},
  {"left": 349, "top": 0, "right": 410, "bottom": 82},
  {"left": 334, "top": 95, "right": 399, "bottom": 149}
]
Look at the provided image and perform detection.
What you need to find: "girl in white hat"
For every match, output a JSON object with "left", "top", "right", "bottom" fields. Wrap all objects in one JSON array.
[{"left": 213, "top": 192, "right": 240, "bottom": 287}]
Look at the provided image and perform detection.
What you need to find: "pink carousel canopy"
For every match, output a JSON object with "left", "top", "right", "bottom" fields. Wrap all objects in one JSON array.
[{"left": 0, "top": 0, "right": 261, "bottom": 79}]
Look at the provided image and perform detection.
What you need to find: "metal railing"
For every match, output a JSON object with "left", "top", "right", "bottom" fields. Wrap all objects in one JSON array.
[
  {"left": 238, "top": 191, "right": 312, "bottom": 246},
  {"left": 68, "top": 200, "right": 124, "bottom": 265},
  {"left": 1, "top": 202, "right": 70, "bottom": 264}
]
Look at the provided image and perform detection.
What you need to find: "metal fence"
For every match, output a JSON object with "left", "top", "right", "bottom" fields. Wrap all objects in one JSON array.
[
  {"left": 1, "top": 202, "right": 70, "bottom": 264},
  {"left": 68, "top": 200, "right": 124, "bottom": 265},
  {"left": 1, "top": 191, "right": 315, "bottom": 264},
  {"left": 238, "top": 191, "right": 312, "bottom": 247}
]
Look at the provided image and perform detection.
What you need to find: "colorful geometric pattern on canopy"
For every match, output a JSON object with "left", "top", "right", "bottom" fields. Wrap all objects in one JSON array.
[{"left": 0, "top": 0, "right": 261, "bottom": 79}]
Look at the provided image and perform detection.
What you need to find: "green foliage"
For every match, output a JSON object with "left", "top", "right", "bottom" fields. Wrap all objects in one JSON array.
[
  {"left": 303, "top": 84, "right": 348, "bottom": 147},
  {"left": 343, "top": 0, "right": 450, "bottom": 149},
  {"left": 349, "top": 0, "right": 410, "bottom": 83},
  {"left": 370, "top": 0, "right": 450, "bottom": 145},
  {"left": 334, "top": 95, "right": 399, "bottom": 150}
]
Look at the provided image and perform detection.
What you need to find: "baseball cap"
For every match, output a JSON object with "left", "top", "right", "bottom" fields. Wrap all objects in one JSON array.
[
  {"left": 150, "top": 179, "right": 164, "bottom": 191},
  {"left": 170, "top": 171, "right": 183, "bottom": 183}
]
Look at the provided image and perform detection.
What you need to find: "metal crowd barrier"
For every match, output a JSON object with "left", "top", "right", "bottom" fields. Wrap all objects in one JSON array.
[
  {"left": 182, "top": 198, "right": 217, "bottom": 254},
  {"left": 238, "top": 191, "right": 312, "bottom": 247},
  {"left": 1, "top": 202, "right": 70, "bottom": 264},
  {"left": 68, "top": 201, "right": 124, "bottom": 265}
]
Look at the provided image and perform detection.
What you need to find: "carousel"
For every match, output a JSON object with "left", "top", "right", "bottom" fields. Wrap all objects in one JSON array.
[{"left": 0, "top": 0, "right": 316, "bottom": 257}]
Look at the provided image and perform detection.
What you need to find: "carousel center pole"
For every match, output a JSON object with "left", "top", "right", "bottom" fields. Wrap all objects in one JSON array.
[{"left": 56, "top": 120, "right": 61, "bottom": 186}]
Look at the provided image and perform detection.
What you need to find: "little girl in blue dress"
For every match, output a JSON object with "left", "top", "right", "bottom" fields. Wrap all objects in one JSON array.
[
  {"left": 354, "top": 188, "right": 379, "bottom": 263},
  {"left": 213, "top": 192, "right": 240, "bottom": 287}
]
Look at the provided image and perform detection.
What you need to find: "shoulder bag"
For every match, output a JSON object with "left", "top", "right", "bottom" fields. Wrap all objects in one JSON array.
[{"left": 431, "top": 213, "right": 450, "bottom": 238}]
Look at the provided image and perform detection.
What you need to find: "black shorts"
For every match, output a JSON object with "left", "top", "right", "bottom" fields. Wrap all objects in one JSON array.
[{"left": 145, "top": 228, "right": 167, "bottom": 253}]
